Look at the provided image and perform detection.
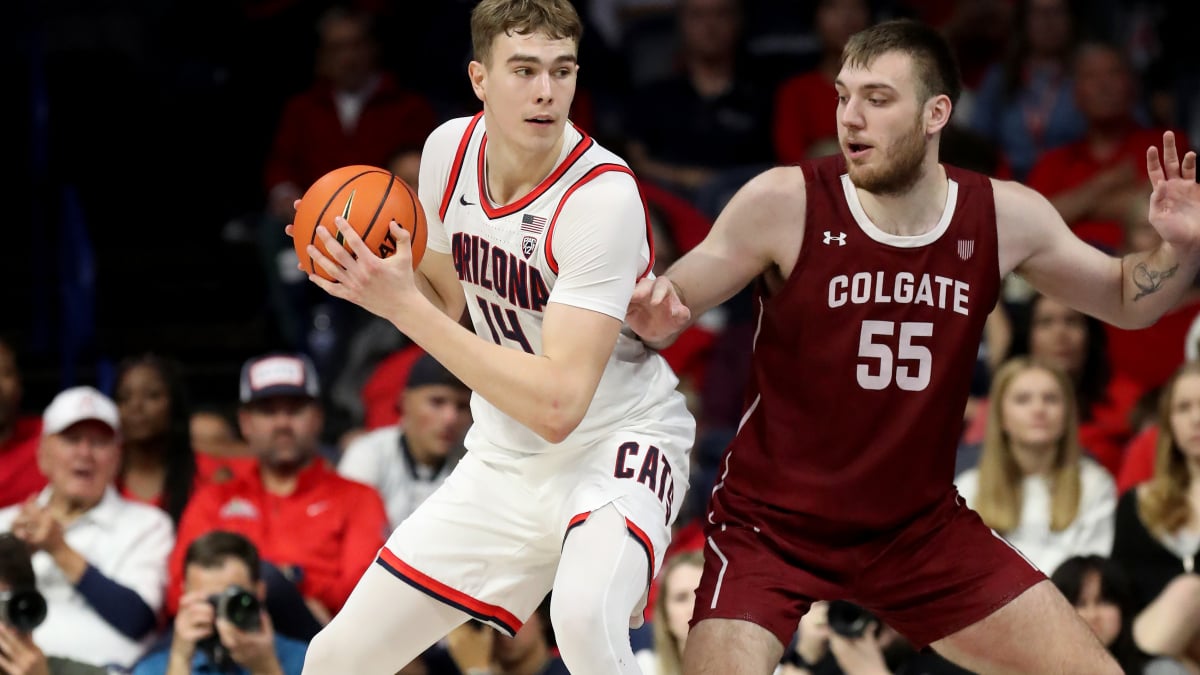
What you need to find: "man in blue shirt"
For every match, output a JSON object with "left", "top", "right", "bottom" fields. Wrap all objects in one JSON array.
[{"left": 133, "top": 532, "right": 306, "bottom": 675}]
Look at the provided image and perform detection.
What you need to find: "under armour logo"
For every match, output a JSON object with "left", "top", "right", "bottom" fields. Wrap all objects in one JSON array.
[{"left": 823, "top": 231, "right": 846, "bottom": 246}]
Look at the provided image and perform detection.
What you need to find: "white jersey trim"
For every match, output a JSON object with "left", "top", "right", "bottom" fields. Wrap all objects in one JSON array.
[{"left": 841, "top": 173, "right": 959, "bottom": 248}]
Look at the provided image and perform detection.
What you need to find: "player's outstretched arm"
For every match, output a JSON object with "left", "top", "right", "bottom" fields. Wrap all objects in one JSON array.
[
  {"left": 1000, "top": 131, "right": 1200, "bottom": 329},
  {"left": 627, "top": 166, "right": 805, "bottom": 348}
]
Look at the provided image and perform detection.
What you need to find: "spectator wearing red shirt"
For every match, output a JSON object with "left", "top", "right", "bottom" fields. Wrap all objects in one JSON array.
[
  {"left": 260, "top": 6, "right": 439, "bottom": 352},
  {"left": 1116, "top": 311, "right": 1200, "bottom": 493},
  {"left": 773, "top": 0, "right": 871, "bottom": 163},
  {"left": 0, "top": 336, "right": 45, "bottom": 507},
  {"left": 1026, "top": 41, "right": 1191, "bottom": 253},
  {"left": 168, "top": 353, "right": 387, "bottom": 639},
  {"left": 263, "top": 6, "right": 438, "bottom": 215}
]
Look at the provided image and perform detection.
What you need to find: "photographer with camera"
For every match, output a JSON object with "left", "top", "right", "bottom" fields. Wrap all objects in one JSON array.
[
  {"left": 0, "top": 533, "right": 105, "bottom": 675},
  {"left": 781, "top": 602, "right": 974, "bottom": 675},
  {"left": 133, "top": 532, "right": 306, "bottom": 675}
]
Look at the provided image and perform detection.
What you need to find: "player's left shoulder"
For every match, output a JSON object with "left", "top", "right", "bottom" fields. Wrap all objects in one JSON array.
[
  {"left": 989, "top": 176, "right": 1058, "bottom": 226},
  {"left": 563, "top": 157, "right": 641, "bottom": 210}
]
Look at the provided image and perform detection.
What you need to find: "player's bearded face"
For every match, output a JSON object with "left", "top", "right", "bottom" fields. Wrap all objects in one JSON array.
[{"left": 845, "top": 107, "right": 927, "bottom": 195}]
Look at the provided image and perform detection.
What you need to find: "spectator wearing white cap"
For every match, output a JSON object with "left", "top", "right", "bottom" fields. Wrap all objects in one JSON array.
[
  {"left": 0, "top": 385, "right": 175, "bottom": 670},
  {"left": 338, "top": 352, "right": 472, "bottom": 529}
]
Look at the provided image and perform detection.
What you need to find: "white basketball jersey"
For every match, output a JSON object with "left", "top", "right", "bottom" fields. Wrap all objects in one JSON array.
[{"left": 417, "top": 114, "right": 685, "bottom": 458}]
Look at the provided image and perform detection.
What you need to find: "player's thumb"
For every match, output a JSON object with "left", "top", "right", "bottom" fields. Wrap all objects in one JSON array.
[
  {"left": 671, "top": 299, "right": 691, "bottom": 322},
  {"left": 650, "top": 277, "right": 675, "bottom": 304},
  {"left": 630, "top": 278, "right": 653, "bottom": 303},
  {"left": 390, "top": 221, "right": 412, "bottom": 244}
]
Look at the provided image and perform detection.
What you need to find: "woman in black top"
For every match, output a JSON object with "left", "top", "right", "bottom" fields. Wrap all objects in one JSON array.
[{"left": 1110, "top": 362, "right": 1200, "bottom": 669}]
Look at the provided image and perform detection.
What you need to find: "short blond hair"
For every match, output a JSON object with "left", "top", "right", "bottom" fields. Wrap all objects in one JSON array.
[
  {"left": 470, "top": 0, "right": 583, "bottom": 65},
  {"left": 842, "top": 18, "right": 961, "bottom": 106}
]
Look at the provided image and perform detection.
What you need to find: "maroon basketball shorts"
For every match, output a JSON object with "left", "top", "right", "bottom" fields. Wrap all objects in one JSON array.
[{"left": 690, "top": 491, "right": 1046, "bottom": 649}]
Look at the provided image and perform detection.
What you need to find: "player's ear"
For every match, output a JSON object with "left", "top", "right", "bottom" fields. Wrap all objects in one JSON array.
[
  {"left": 468, "top": 60, "right": 487, "bottom": 102},
  {"left": 925, "top": 94, "right": 952, "bottom": 136}
]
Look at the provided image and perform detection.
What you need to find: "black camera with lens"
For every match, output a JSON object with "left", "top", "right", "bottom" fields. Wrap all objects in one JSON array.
[
  {"left": 198, "top": 585, "right": 262, "bottom": 671},
  {"left": 0, "top": 588, "right": 47, "bottom": 633},
  {"left": 209, "top": 585, "right": 261, "bottom": 632},
  {"left": 827, "top": 600, "right": 877, "bottom": 639}
]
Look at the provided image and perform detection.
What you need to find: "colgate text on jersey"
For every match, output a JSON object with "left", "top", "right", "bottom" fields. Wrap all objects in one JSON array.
[
  {"left": 451, "top": 232, "right": 552, "bottom": 312},
  {"left": 828, "top": 271, "right": 970, "bottom": 315}
]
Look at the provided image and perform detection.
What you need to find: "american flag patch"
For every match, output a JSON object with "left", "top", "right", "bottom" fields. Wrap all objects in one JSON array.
[
  {"left": 520, "top": 214, "right": 546, "bottom": 233},
  {"left": 958, "top": 239, "right": 974, "bottom": 260}
]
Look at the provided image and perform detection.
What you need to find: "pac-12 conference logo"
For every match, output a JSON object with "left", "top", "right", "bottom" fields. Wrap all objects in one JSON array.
[{"left": 522, "top": 236, "right": 537, "bottom": 259}]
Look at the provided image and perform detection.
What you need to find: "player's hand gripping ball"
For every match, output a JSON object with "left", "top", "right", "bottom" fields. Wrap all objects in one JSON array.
[{"left": 292, "top": 164, "right": 428, "bottom": 281}]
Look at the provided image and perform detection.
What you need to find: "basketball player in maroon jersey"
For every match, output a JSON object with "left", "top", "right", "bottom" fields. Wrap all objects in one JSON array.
[{"left": 628, "top": 19, "right": 1199, "bottom": 675}]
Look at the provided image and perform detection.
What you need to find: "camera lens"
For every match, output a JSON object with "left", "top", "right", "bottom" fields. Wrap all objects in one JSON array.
[
  {"left": 0, "top": 589, "right": 48, "bottom": 633},
  {"left": 826, "top": 600, "right": 874, "bottom": 639},
  {"left": 217, "top": 587, "right": 261, "bottom": 632}
]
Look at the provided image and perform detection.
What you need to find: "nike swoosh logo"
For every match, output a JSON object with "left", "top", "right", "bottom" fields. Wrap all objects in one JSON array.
[
  {"left": 336, "top": 191, "right": 355, "bottom": 245},
  {"left": 459, "top": 194, "right": 474, "bottom": 206},
  {"left": 306, "top": 501, "right": 330, "bottom": 517}
]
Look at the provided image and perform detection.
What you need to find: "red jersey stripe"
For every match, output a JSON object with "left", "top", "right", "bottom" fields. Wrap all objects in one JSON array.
[
  {"left": 476, "top": 122, "right": 595, "bottom": 220},
  {"left": 438, "top": 112, "right": 484, "bottom": 221},
  {"left": 543, "top": 164, "right": 639, "bottom": 275}
]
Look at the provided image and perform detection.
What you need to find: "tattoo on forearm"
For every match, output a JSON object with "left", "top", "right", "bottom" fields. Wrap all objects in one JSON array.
[{"left": 1133, "top": 262, "right": 1180, "bottom": 301}]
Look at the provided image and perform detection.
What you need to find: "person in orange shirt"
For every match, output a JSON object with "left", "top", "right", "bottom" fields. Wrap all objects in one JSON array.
[{"left": 168, "top": 353, "right": 387, "bottom": 641}]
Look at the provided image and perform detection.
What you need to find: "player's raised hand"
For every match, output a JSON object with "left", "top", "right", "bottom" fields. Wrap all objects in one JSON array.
[
  {"left": 1146, "top": 131, "right": 1200, "bottom": 248},
  {"left": 306, "top": 218, "right": 422, "bottom": 325},
  {"left": 626, "top": 275, "right": 691, "bottom": 346}
]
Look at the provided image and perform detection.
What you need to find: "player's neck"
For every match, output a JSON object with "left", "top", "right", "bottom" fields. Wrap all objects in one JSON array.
[
  {"left": 855, "top": 162, "right": 948, "bottom": 236},
  {"left": 483, "top": 131, "right": 566, "bottom": 207}
]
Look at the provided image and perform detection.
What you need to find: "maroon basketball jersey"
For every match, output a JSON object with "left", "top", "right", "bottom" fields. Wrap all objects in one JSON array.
[{"left": 710, "top": 155, "right": 999, "bottom": 537}]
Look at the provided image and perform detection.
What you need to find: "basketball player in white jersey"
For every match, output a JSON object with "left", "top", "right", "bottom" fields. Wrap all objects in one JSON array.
[{"left": 292, "top": 2, "right": 694, "bottom": 674}]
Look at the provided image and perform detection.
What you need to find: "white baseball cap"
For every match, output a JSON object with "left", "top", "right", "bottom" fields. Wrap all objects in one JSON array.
[
  {"left": 239, "top": 353, "right": 321, "bottom": 404},
  {"left": 42, "top": 386, "right": 120, "bottom": 436}
]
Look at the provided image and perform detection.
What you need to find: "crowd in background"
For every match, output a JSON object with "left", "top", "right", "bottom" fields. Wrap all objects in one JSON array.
[{"left": 4, "top": 0, "right": 1200, "bottom": 673}]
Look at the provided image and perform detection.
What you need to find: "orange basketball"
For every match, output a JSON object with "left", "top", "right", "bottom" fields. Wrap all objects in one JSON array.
[{"left": 293, "top": 165, "right": 428, "bottom": 281}]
